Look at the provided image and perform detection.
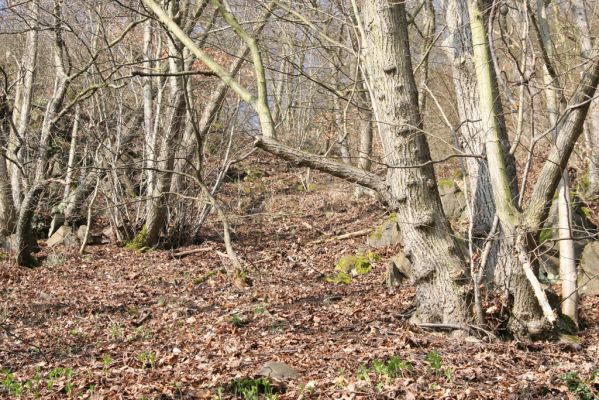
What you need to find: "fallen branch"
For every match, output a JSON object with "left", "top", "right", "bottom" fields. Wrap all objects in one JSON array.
[
  {"left": 172, "top": 246, "right": 213, "bottom": 258},
  {"left": 308, "top": 228, "right": 372, "bottom": 245}
]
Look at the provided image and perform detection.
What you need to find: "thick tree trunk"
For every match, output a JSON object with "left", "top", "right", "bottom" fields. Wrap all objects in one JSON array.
[
  {"left": 16, "top": 182, "right": 45, "bottom": 267},
  {"left": 360, "top": 0, "right": 470, "bottom": 325}
]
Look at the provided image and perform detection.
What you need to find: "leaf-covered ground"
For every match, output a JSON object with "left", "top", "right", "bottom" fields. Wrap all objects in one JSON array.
[{"left": 1, "top": 157, "right": 599, "bottom": 399}]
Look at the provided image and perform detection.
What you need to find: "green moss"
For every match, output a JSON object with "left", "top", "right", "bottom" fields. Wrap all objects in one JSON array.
[
  {"left": 539, "top": 227, "right": 553, "bottom": 244},
  {"left": 388, "top": 213, "right": 398, "bottom": 222},
  {"left": 437, "top": 178, "right": 455, "bottom": 189},
  {"left": 335, "top": 255, "right": 368, "bottom": 274},
  {"left": 125, "top": 226, "right": 148, "bottom": 250},
  {"left": 325, "top": 271, "right": 352, "bottom": 284},
  {"left": 371, "top": 226, "right": 383, "bottom": 240},
  {"left": 581, "top": 207, "right": 592, "bottom": 219},
  {"left": 244, "top": 167, "right": 264, "bottom": 181}
]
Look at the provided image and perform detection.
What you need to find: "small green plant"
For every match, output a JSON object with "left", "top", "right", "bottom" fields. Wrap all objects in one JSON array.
[
  {"left": 425, "top": 351, "right": 453, "bottom": 381},
  {"left": 109, "top": 323, "right": 124, "bottom": 340},
  {"left": 372, "top": 356, "right": 412, "bottom": 383},
  {"left": 103, "top": 355, "right": 113, "bottom": 371},
  {"left": 138, "top": 352, "right": 157, "bottom": 369},
  {"left": 1, "top": 370, "right": 24, "bottom": 396},
  {"left": 356, "top": 364, "right": 370, "bottom": 381},
  {"left": 192, "top": 271, "right": 218, "bottom": 285},
  {"left": 230, "top": 378, "right": 278, "bottom": 400},
  {"left": 560, "top": 371, "right": 597, "bottom": 400},
  {"left": 230, "top": 313, "right": 248, "bottom": 327},
  {"left": 254, "top": 304, "right": 268, "bottom": 315},
  {"left": 214, "top": 386, "right": 225, "bottom": 400}
]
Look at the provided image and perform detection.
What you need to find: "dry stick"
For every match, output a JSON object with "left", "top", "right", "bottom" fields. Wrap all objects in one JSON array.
[
  {"left": 79, "top": 174, "right": 101, "bottom": 254},
  {"left": 307, "top": 228, "right": 373, "bottom": 245},
  {"left": 172, "top": 246, "right": 213, "bottom": 258}
]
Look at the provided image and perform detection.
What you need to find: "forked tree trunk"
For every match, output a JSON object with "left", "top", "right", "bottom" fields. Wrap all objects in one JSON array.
[
  {"left": 360, "top": 0, "right": 470, "bottom": 325},
  {"left": 444, "top": 0, "right": 541, "bottom": 334},
  {"left": 144, "top": 1, "right": 187, "bottom": 246},
  {"left": 16, "top": 0, "right": 69, "bottom": 266}
]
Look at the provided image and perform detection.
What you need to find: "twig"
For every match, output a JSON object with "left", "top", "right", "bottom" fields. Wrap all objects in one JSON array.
[
  {"left": 171, "top": 246, "right": 213, "bottom": 258},
  {"left": 0, "top": 323, "right": 49, "bottom": 363}
]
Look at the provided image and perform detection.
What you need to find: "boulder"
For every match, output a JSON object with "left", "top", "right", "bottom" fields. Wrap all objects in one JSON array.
[
  {"left": 579, "top": 241, "right": 599, "bottom": 295},
  {"left": 367, "top": 220, "right": 401, "bottom": 248},
  {"left": 47, "top": 226, "right": 79, "bottom": 248},
  {"left": 0, "top": 234, "right": 17, "bottom": 253},
  {"left": 438, "top": 180, "right": 466, "bottom": 220},
  {"left": 256, "top": 361, "right": 299, "bottom": 381},
  {"left": 386, "top": 251, "right": 412, "bottom": 287},
  {"left": 48, "top": 211, "right": 65, "bottom": 238}
]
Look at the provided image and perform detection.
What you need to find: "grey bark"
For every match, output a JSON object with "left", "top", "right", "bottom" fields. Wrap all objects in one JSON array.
[{"left": 360, "top": 0, "right": 470, "bottom": 325}]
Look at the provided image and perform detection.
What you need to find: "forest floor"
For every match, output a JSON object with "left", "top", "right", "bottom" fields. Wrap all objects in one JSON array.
[{"left": 2, "top": 155, "right": 599, "bottom": 399}]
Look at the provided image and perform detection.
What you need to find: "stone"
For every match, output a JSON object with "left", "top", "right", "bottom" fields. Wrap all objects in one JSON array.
[
  {"left": 367, "top": 220, "right": 401, "bottom": 248},
  {"left": 47, "top": 226, "right": 79, "bottom": 248},
  {"left": 579, "top": 241, "right": 599, "bottom": 295},
  {"left": 256, "top": 361, "right": 299, "bottom": 381},
  {"left": 48, "top": 212, "right": 65, "bottom": 238},
  {"left": 439, "top": 181, "right": 466, "bottom": 220},
  {"left": 386, "top": 252, "right": 412, "bottom": 287},
  {"left": 0, "top": 234, "right": 17, "bottom": 253}
]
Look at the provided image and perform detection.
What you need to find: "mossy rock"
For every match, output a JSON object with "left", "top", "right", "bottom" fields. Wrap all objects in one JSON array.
[
  {"left": 367, "top": 220, "right": 401, "bottom": 248},
  {"left": 125, "top": 226, "right": 148, "bottom": 250},
  {"left": 335, "top": 254, "right": 375, "bottom": 276}
]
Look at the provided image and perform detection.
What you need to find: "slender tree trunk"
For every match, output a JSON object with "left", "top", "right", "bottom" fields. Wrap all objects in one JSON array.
[
  {"left": 10, "top": 0, "right": 40, "bottom": 208},
  {"left": 16, "top": 0, "right": 69, "bottom": 266},
  {"left": 144, "top": 1, "right": 187, "bottom": 246},
  {"left": 534, "top": 0, "right": 577, "bottom": 326},
  {"left": 0, "top": 95, "right": 17, "bottom": 235},
  {"left": 570, "top": 0, "right": 599, "bottom": 195},
  {"left": 467, "top": 0, "right": 548, "bottom": 335}
]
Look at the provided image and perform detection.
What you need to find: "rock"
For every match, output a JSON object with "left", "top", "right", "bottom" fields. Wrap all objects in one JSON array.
[
  {"left": 544, "top": 195, "right": 597, "bottom": 240},
  {"left": 438, "top": 180, "right": 466, "bottom": 220},
  {"left": 102, "top": 226, "right": 115, "bottom": 241},
  {"left": 48, "top": 212, "right": 65, "bottom": 238},
  {"left": 579, "top": 241, "right": 599, "bottom": 295},
  {"left": 47, "top": 226, "right": 79, "bottom": 248},
  {"left": 367, "top": 220, "right": 401, "bottom": 248},
  {"left": 386, "top": 252, "right": 412, "bottom": 287},
  {"left": 77, "top": 225, "right": 87, "bottom": 241},
  {"left": 256, "top": 361, "right": 299, "bottom": 381},
  {"left": 0, "top": 234, "right": 17, "bottom": 253}
]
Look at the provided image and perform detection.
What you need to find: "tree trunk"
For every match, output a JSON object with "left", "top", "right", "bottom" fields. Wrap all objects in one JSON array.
[
  {"left": 10, "top": 0, "right": 40, "bottom": 208},
  {"left": 144, "top": 1, "right": 187, "bottom": 246},
  {"left": 360, "top": 0, "right": 470, "bottom": 325},
  {"left": 0, "top": 94, "right": 17, "bottom": 235},
  {"left": 467, "top": 0, "right": 548, "bottom": 335},
  {"left": 16, "top": 182, "right": 45, "bottom": 267}
]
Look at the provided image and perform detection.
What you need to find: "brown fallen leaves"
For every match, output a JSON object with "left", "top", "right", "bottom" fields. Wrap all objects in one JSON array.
[{"left": 1, "top": 159, "right": 598, "bottom": 399}]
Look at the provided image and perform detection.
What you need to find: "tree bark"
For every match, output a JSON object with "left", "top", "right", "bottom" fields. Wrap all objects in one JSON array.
[{"left": 360, "top": 0, "right": 470, "bottom": 325}]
